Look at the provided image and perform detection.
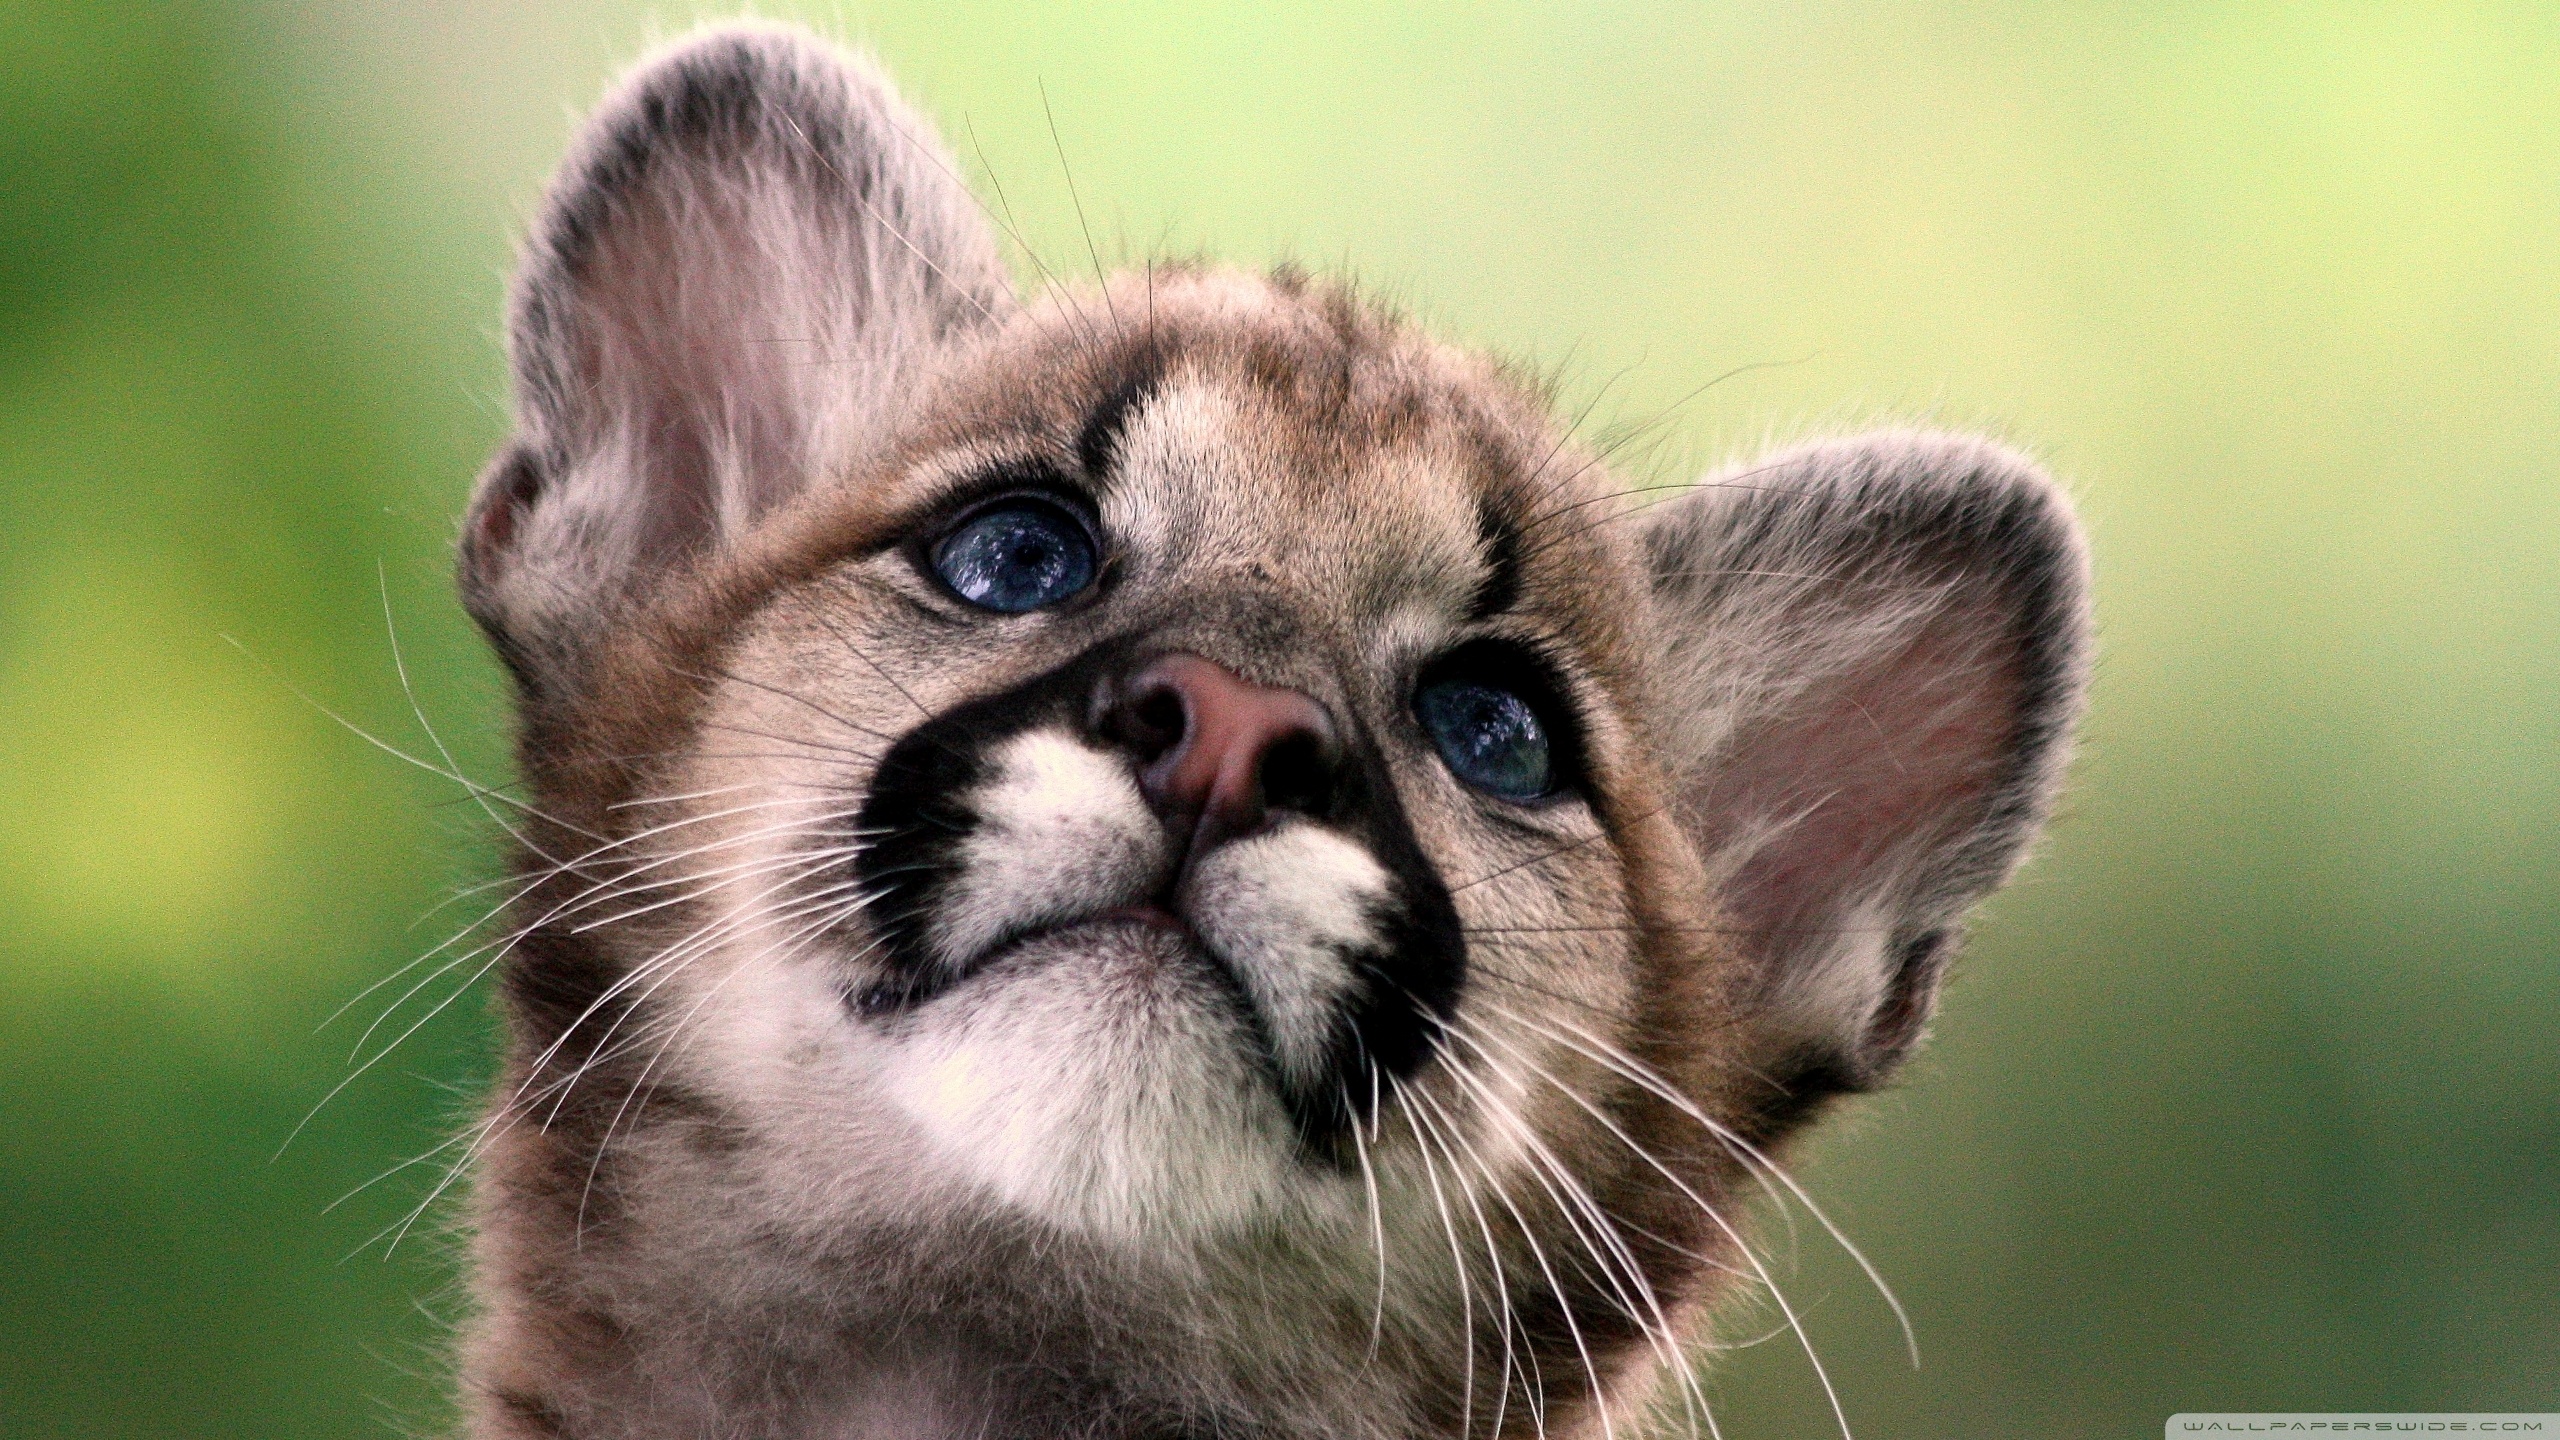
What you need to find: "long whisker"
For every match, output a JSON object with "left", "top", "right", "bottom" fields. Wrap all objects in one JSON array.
[
  {"left": 1515, "top": 353, "right": 1644, "bottom": 506},
  {"left": 514, "top": 845, "right": 865, "bottom": 1122},
  {"left": 1386, "top": 1073, "right": 1480, "bottom": 1439},
  {"left": 347, "top": 801, "right": 864, "bottom": 1160},
  {"left": 1404, "top": 1071, "right": 1609, "bottom": 1440},
  {"left": 1346, "top": 1066, "right": 1391, "bottom": 1362},
  {"left": 392, "top": 862, "right": 856, "bottom": 1261},
  {"left": 1480, "top": 1004, "right": 1901, "bottom": 1440},
  {"left": 1446, "top": 803, "right": 1664, "bottom": 894},
  {"left": 1406, "top": 1063, "right": 1529, "bottom": 1440},
  {"left": 365, "top": 831, "right": 868, "bottom": 1259},
  {"left": 1396, "top": 1072, "right": 1530, "bottom": 1440},
  {"left": 221, "top": 633, "right": 603, "bottom": 845},
  {"left": 1498, "top": 1004, "right": 1916, "bottom": 1366},
  {"left": 337, "top": 796, "right": 867, "bottom": 1061},
  {"left": 1039, "top": 81, "right": 1119, "bottom": 336},
  {"left": 1443, "top": 1020, "right": 1723, "bottom": 1439},
  {"left": 1512, "top": 464, "right": 1815, "bottom": 570},
  {"left": 570, "top": 896, "right": 889, "bottom": 1242},
  {"left": 1438, "top": 1018, "right": 1718, "bottom": 1437},
  {"left": 373, "top": 566, "right": 575, "bottom": 870},
  {"left": 1478, "top": 1017, "right": 1849, "bottom": 1440},
  {"left": 785, "top": 582, "right": 933, "bottom": 720},
  {"left": 332, "top": 800, "right": 858, "bottom": 1163},
  {"left": 667, "top": 661, "right": 902, "bottom": 750},
  {"left": 769, "top": 108, "right": 1004, "bottom": 333},
  {"left": 962, "top": 116, "right": 1103, "bottom": 351},
  {"left": 1517, "top": 353, "right": 1818, "bottom": 517}
]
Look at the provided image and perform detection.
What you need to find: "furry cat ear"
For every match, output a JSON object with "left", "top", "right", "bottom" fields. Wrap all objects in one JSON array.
[
  {"left": 1640, "top": 432, "right": 2091, "bottom": 1095},
  {"left": 460, "top": 22, "right": 1011, "bottom": 691}
]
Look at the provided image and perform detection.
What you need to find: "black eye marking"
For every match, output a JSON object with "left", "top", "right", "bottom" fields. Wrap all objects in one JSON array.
[
  {"left": 928, "top": 494, "right": 1099, "bottom": 613},
  {"left": 1077, "top": 358, "right": 1162, "bottom": 481},
  {"left": 1413, "top": 641, "right": 1583, "bottom": 803},
  {"left": 1467, "top": 502, "right": 1523, "bottom": 621}
]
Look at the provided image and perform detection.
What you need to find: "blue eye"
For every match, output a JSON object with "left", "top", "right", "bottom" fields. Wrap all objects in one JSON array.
[
  {"left": 931, "top": 500, "right": 1097, "bottom": 613},
  {"left": 1416, "top": 678, "right": 1554, "bottom": 800}
]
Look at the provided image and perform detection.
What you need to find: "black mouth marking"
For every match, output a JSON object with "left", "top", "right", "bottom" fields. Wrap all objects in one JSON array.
[{"left": 844, "top": 634, "right": 1465, "bottom": 1148}]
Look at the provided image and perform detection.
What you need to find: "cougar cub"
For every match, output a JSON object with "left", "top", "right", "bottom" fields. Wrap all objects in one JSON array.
[{"left": 450, "top": 22, "right": 2089, "bottom": 1439}]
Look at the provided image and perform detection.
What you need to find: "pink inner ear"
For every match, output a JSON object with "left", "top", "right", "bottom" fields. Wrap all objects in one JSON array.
[
  {"left": 470, "top": 448, "right": 545, "bottom": 558},
  {"left": 569, "top": 192, "right": 812, "bottom": 555},
  {"left": 1710, "top": 603, "right": 2024, "bottom": 947}
]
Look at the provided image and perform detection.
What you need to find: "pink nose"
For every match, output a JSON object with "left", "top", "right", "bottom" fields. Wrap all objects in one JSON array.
[{"left": 1105, "top": 654, "right": 1340, "bottom": 854}]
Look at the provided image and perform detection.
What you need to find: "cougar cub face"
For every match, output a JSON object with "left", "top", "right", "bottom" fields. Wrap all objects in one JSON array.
[{"left": 452, "top": 24, "right": 2089, "bottom": 1440}]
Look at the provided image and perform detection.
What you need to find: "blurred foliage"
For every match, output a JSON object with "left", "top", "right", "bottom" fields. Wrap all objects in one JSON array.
[{"left": 1, "top": 2, "right": 2553, "bottom": 1436}]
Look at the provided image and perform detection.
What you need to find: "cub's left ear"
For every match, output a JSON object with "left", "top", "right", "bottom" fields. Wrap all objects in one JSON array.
[
  {"left": 1640, "top": 431, "right": 2091, "bottom": 1094},
  {"left": 459, "top": 23, "right": 1010, "bottom": 697}
]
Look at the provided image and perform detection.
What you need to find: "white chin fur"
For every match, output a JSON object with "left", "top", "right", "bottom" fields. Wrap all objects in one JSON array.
[
  {"left": 877, "top": 922, "right": 1298, "bottom": 1241},
  {"left": 686, "top": 727, "right": 1393, "bottom": 1246}
]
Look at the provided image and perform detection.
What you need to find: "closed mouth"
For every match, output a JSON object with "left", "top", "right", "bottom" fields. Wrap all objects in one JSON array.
[
  {"left": 850, "top": 898, "right": 1205, "bottom": 1016},
  {"left": 1088, "top": 900, "right": 1198, "bottom": 939}
]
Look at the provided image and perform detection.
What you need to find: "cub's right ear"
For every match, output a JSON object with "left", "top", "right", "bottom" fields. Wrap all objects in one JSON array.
[{"left": 460, "top": 23, "right": 1010, "bottom": 694}]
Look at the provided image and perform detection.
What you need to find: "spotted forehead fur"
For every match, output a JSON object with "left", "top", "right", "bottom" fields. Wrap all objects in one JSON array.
[{"left": 866, "top": 269, "right": 1617, "bottom": 631}]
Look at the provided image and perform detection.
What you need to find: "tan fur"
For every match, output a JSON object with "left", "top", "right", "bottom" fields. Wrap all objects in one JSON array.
[{"left": 447, "top": 23, "right": 2089, "bottom": 1440}]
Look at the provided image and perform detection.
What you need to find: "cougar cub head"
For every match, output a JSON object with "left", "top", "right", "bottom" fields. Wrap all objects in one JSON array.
[{"left": 452, "top": 23, "right": 2089, "bottom": 1440}]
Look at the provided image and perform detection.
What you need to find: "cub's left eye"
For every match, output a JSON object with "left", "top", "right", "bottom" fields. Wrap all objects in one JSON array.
[
  {"left": 930, "top": 498, "right": 1098, "bottom": 613},
  {"left": 1416, "top": 677, "right": 1554, "bottom": 800}
]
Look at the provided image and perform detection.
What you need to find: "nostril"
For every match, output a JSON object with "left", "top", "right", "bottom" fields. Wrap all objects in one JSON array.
[
  {"left": 1129, "top": 685, "right": 1187, "bottom": 759},
  {"left": 1101, "top": 676, "right": 1190, "bottom": 764},
  {"left": 1258, "top": 730, "right": 1335, "bottom": 819}
]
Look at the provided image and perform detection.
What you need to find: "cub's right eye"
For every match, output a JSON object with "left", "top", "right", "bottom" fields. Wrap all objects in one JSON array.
[{"left": 929, "top": 498, "right": 1098, "bottom": 613}]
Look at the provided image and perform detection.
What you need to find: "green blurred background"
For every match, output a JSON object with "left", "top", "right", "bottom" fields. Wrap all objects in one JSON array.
[{"left": 3, "top": 2, "right": 2553, "bottom": 1436}]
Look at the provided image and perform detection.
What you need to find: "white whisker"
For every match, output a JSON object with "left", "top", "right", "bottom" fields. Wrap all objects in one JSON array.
[
  {"left": 1474, "top": 1006, "right": 1863, "bottom": 1439},
  {"left": 1404, "top": 1070, "right": 1613, "bottom": 1440},
  {"left": 1387, "top": 1074, "right": 1480, "bottom": 1438},
  {"left": 1438, "top": 1018, "right": 1719, "bottom": 1438},
  {"left": 1492, "top": 1002, "right": 1916, "bottom": 1367}
]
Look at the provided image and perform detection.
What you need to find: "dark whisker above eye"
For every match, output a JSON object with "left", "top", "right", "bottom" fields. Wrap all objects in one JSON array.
[
  {"left": 1467, "top": 501, "right": 1524, "bottom": 621},
  {"left": 1077, "top": 358, "right": 1162, "bottom": 480}
]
